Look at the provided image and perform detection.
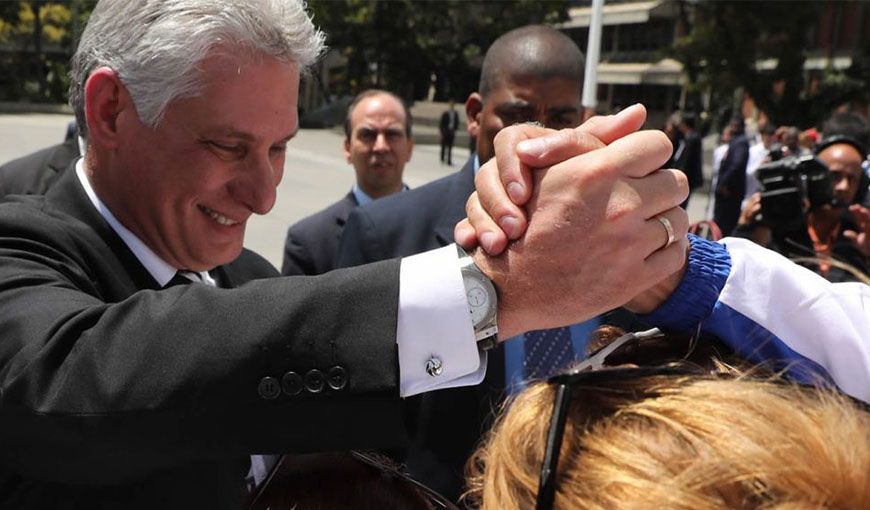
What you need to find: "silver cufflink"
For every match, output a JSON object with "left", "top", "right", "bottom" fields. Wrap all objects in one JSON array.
[{"left": 425, "top": 356, "right": 443, "bottom": 377}]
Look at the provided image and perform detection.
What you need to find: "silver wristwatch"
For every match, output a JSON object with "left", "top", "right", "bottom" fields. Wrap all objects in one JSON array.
[{"left": 456, "top": 245, "right": 499, "bottom": 351}]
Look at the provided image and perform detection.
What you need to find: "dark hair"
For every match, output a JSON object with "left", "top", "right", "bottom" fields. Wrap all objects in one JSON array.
[
  {"left": 822, "top": 112, "right": 869, "bottom": 153},
  {"left": 479, "top": 25, "right": 584, "bottom": 98},
  {"left": 760, "top": 123, "right": 776, "bottom": 136},
  {"left": 669, "top": 111, "right": 696, "bottom": 131},
  {"left": 682, "top": 114, "right": 696, "bottom": 130},
  {"left": 343, "top": 89, "right": 412, "bottom": 140},
  {"left": 729, "top": 116, "right": 745, "bottom": 135},
  {"left": 251, "top": 452, "right": 438, "bottom": 510}
]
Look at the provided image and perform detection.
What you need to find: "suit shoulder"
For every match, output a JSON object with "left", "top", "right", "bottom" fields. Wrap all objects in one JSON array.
[
  {"left": 1, "top": 193, "right": 65, "bottom": 231},
  {"left": 355, "top": 171, "right": 460, "bottom": 223},
  {"left": 0, "top": 144, "right": 58, "bottom": 171},
  {"left": 228, "top": 248, "right": 279, "bottom": 280},
  {"left": 0, "top": 142, "right": 76, "bottom": 197},
  {"left": 290, "top": 196, "right": 355, "bottom": 230},
  {"left": 0, "top": 196, "right": 92, "bottom": 263}
]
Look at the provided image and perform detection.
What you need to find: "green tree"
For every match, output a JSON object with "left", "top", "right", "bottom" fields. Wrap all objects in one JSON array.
[
  {"left": 309, "top": 0, "right": 567, "bottom": 101},
  {"left": 0, "top": 1, "right": 93, "bottom": 103},
  {"left": 671, "top": 0, "right": 864, "bottom": 128}
]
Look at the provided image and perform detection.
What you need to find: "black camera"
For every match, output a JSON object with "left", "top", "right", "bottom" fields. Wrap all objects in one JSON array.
[{"left": 756, "top": 154, "right": 835, "bottom": 232}]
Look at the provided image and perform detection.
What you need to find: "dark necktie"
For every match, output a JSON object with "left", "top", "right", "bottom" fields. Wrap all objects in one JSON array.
[
  {"left": 523, "top": 326, "right": 575, "bottom": 380},
  {"left": 163, "top": 270, "right": 202, "bottom": 288}
]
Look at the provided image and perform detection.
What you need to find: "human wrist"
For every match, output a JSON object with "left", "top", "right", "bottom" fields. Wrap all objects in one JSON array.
[
  {"left": 470, "top": 249, "right": 521, "bottom": 340},
  {"left": 638, "top": 234, "right": 731, "bottom": 332}
]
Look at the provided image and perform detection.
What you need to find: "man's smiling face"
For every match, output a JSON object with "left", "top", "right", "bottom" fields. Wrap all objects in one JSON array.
[{"left": 102, "top": 53, "right": 299, "bottom": 271}]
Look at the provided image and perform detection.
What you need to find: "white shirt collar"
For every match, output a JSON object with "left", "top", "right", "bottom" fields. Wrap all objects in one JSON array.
[{"left": 74, "top": 159, "right": 214, "bottom": 287}]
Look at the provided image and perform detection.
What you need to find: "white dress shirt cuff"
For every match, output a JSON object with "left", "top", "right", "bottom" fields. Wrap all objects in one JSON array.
[{"left": 397, "top": 244, "right": 487, "bottom": 397}]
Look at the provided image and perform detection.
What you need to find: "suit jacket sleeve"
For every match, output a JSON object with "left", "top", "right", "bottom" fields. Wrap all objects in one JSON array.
[
  {"left": 642, "top": 235, "right": 870, "bottom": 403},
  {"left": 0, "top": 202, "right": 407, "bottom": 483}
]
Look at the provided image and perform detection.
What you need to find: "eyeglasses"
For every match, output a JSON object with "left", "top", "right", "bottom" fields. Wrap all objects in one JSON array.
[
  {"left": 248, "top": 450, "right": 459, "bottom": 510},
  {"left": 535, "top": 327, "right": 700, "bottom": 510}
]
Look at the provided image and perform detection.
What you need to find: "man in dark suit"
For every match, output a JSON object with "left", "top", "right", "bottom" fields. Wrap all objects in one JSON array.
[
  {"left": 0, "top": 136, "right": 80, "bottom": 197},
  {"left": 281, "top": 89, "right": 413, "bottom": 275},
  {"left": 670, "top": 111, "right": 704, "bottom": 208},
  {"left": 714, "top": 116, "right": 750, "bottom": 235},
  {"left": 439, "top": 99, "right": 459, "bottom": 165},
  {"left": 336, "top": 25, "right": 609, "bottom": 501},
  {"left": 0, "top": 2, "right": 690, "bottom": 508}
]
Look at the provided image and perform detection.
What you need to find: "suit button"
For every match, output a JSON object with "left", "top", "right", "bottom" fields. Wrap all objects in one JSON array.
[
  {"left": 281, "top": 371, "right": 303, "bottom": 396},
  {"left": 257, "top": 376, "right": 281, "bottom": 400},
  {"left": 426, "top": 357, "right": 443, "bottom": 377},
  {"left": 327, "top": 366, "right": 347, "bottom": 391},
  {"left": 304, "top": 369, "right": 325, "bottom": 393}
]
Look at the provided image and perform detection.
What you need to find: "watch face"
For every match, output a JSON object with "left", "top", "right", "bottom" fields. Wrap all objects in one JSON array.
[{"left": 465, "top": 274, "right": 496, "bottom": 327}]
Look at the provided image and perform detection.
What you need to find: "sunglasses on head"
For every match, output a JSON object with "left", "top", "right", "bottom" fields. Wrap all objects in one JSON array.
[{"left": 535, "top": 327, "right": 707, "bottom": 510}]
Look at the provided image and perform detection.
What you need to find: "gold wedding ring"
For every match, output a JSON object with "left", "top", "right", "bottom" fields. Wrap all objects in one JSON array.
[{"left": 656, "top": 215, "right": 676, "bottom": 250}]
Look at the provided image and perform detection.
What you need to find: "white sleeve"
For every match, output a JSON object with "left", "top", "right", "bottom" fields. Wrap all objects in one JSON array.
[
  {"left": 396, "top": 244, "right": 487, "bottom": 397},
  {"left": 720, "top": 237, "right": 870, "bottom": 402}
]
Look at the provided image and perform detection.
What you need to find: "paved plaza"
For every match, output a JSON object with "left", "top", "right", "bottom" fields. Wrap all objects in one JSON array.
[{"left": 0, "top": 113, "right": 709, "bottom": 269}]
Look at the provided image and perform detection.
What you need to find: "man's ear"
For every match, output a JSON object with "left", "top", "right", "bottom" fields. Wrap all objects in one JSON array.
[
  {"left": 465, "top": 92, "right": 482, "bottom": 139},
  {"left": 83, "top": 67, "right": 130, "bottom": 150},
  {"left": 404, "top": 137, "right": 414, "bottom": 163},
  {"left": 343, "top": 137, "right": 352, "bottom": 163}
]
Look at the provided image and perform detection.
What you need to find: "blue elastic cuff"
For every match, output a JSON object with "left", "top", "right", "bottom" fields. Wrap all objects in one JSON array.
[{"left": 638, "top": 234, "right": 732, "bottom": 332}]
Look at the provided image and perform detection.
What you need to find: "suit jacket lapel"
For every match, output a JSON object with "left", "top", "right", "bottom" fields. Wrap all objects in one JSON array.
[
  {"left": 335, "top": 191, "right": 358, "bottom": 229},
  {"left": 433, "top": 158, "right": 475, "bottom": 246},
  {"left": 46, "top": 167, "right": 163, "bottom": 292}
]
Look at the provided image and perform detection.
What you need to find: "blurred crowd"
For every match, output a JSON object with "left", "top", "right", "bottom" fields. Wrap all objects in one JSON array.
[{"left": 702, "top": 110, "right": 870, "bottom": 283}]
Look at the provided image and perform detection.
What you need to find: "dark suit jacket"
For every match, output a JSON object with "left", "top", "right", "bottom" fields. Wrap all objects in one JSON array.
[
  {"left": 336, "top": 158, "right": 505, "bottom": 501},
  {"left": 677, "top": 131, "right": 704, "bottom": 191},
  {"left": 0, "top": 138, "right": 80, "bottom": 198},
  {"left": 0, "top": 169, "right": 409, "bottom": 509},
  {"left": 716, "top": 134, "right": 749, "bottom": 197},
  {"left": 439, "top": 110, "right": 459, "bottom": 137},
  {"left": 714, "top": 134, "right": 750, "bottom": 234},
  {"left": 281, "top": 191, "right": 359, "bottom": 275}
]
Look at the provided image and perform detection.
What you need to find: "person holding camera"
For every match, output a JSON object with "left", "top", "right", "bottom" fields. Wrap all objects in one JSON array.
[{"left": 734, "top": 134, "right": 869, "bottom": 282}]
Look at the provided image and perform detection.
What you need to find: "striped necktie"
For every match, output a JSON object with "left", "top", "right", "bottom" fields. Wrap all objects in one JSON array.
[
  {"left": 164, "top": 270, "right": 203, "bottom": 288},
  {"left": 523, "top": 326, "right": 575, "bottom": 380}
]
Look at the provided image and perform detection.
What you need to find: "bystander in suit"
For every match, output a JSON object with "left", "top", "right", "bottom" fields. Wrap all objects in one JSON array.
[
  {"left": 714, "top": 116, "right": 750, "bottom": 235},
  {"left": 0, "top": 2, "right": 692, "bottom": 508},
  {"left": 439, "top": 99, "right": 459, "bottom": 165},
  {"left": 0, "top": 136, "right": 81, "bottom": 198},
  {"left": 281, "top": 90, "right": 412, "bottom": 275},
  {"left": 670, "top": 111, "right": 703, "bottom": 208}
]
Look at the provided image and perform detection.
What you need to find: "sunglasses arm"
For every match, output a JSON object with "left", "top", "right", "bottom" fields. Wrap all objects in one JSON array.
[{"left": 535, "top": 382, "right": 574, "bottom": 510}]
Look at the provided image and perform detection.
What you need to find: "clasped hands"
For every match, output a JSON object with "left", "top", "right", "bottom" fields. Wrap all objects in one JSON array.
[{"left": 456, "top": 104, "right": 691, "bottom": 339}]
